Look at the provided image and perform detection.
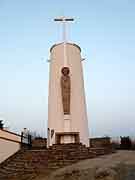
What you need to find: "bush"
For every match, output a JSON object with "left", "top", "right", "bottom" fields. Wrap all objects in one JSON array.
[{"left": 120, "top": 136, "right": 132, "bottom": 150}]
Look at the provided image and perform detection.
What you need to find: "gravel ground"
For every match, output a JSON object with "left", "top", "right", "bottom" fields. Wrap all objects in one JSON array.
[{"left": 34, "top": 151, "right": 135, "bottom": 180}]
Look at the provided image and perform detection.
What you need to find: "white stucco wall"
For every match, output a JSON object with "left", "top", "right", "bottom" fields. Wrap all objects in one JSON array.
[
  {"left": 0, "top": 129, "right": 21, "bottom": 163},
  {"left": 48, "top": 43, "right": 89, "bottom": 146},
  {"left": 0, "top": 138, "right": 20, "bottom": 163},
  {"left": 0, "top": 130, "right": 21, "bottom": 143}
]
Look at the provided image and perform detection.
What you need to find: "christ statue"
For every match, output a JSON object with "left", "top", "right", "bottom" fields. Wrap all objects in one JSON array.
[{"left": 61, "top": 67, "right": 71, "bottom": 115}]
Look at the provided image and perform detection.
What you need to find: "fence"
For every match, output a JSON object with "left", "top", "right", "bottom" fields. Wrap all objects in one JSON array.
[{"left": 21, "top": 132, "right": 32, "bottom": 149}]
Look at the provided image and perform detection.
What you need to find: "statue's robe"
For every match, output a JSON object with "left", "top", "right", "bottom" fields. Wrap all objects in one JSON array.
[{"left": 61, "top": 75, "right": 70, "bottom": 114}]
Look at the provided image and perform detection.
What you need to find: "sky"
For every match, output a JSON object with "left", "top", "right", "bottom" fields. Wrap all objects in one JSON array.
[{"left": 0, "top": 0, "right": 135, "bottom": 138}]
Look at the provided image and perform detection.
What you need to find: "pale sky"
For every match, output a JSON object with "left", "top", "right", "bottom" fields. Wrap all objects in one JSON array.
[{"left": 0, "top": 0, "right": 135, "bottom": 138}]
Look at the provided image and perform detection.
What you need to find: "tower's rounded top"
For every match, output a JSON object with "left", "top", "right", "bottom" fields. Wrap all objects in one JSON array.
[{"left": 50, "top": 42, "right": 81, "bottom": 53}]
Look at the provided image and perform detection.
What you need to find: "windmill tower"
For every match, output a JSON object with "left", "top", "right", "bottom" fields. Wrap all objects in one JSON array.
[{"left": 48, "top": 17, "right": 89, "bottom": 146}]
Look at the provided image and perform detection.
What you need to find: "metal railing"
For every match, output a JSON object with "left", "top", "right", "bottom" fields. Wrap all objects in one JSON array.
[{"left": 21, "top": 132, "right": 32, "bottom": 149}]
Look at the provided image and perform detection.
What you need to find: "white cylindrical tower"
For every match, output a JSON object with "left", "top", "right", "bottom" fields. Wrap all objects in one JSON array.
[{"left": 48, "top": 42, "right": 89, "bottom": 146}]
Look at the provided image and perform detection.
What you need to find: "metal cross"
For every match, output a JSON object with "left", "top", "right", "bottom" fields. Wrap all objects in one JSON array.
[
  {"left": 54, "top": 16, "right": 74, "bottom": 43},
  {"left": 54, "top": 17, "right": 74, "bottom": 67}
]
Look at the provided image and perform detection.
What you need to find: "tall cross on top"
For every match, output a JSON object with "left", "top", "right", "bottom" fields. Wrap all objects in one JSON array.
[{"left": 54, "top": 16, "right": 74, "bottom": 43}]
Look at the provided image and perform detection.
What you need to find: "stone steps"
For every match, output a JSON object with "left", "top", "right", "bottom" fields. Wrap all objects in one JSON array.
[
  {"left": 0, "top": 143, "right": 113, "bottom": 179},
  {"left": 0, "top": 173, "right": 36, "bottom": 180}
]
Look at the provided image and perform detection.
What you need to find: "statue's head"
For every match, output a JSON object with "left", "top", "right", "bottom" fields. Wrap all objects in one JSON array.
[{"left": 61, "top": 67, "right": 70, "bottom": 76}]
